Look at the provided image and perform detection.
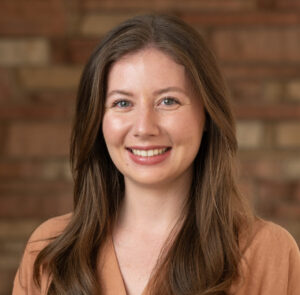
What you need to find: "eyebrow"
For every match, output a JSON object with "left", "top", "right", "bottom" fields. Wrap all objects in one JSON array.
[
  {"left": 106, "top": 87, "right": 187, "bottom": 98},
  {"left": 153, "top": 87, "right": 187, "bottom": 96},
  {"left": 106, "top": 90, "right": 133, "bottom": 98}
]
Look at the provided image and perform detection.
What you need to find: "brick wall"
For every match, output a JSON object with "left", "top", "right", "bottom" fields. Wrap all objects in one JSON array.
[{"left": 0, "top": 0, "right": 300, "bottom": 294}]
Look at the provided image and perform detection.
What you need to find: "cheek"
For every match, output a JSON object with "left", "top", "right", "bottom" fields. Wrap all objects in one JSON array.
[
  {"left": 102, "top": 113, "right": 128, "bottom": 146},
  {"left": 165, "top": 110, "right": 205, "bottom": 146}
]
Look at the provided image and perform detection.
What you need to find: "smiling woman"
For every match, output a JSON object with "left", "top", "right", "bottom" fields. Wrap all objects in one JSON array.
[
  {"left": 13, "top": 14, "right": 300, "bottom": 295},
  {"left": 103, "top": 48, "right": 205, "bottom": 187}
]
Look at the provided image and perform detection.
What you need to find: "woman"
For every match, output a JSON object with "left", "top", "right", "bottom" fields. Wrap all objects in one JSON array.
[{"left": 13, "top": 14, "right": 300, "bottom": 295}]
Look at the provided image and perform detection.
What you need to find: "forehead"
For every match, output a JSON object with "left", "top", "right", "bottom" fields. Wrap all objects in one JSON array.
[{"left": 106, "top": 47, "right": 191, "bottom": 90}]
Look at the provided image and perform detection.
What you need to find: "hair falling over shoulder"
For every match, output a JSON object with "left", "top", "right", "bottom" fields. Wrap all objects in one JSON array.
[{"left": 33, "top": 14, "right": 254, "bottom": 295}]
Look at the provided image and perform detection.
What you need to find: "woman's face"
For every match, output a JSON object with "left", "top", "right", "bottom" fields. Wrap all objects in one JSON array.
[{"left": 102, "top": 47, "right": 206, "bottom": 187}]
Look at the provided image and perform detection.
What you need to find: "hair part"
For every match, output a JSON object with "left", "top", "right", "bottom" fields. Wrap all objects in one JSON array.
[{"left": 34, "top": 13, "right": 253, "bottom": 295}]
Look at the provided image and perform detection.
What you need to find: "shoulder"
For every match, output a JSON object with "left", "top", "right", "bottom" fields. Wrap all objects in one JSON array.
[
  {"left": 241, "top": 218, "right": 299, "bottom": 267},
  {"left": 246, "top": 218, "right": 299, "bottom": 252},
  {"left": 26, "top": 213, "right": 72, "bottom": 251},
  {"left": 13, "top": 213, "right": 72, "bottom": 294},
  {"left": 231, "top": 218, "right": 300, "bottom": 295},
  {"left": 31, "top": 213, "right": 72, "bottom": 240}
]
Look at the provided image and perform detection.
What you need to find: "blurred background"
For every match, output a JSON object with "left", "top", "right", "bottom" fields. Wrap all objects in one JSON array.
[{"left": 0, "top": 0, "right": 300, "bottom": 294}]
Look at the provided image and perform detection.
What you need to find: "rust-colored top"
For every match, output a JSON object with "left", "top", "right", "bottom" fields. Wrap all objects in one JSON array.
[{"left": 13, "top": 214, "right": 300, "bottom": 295}]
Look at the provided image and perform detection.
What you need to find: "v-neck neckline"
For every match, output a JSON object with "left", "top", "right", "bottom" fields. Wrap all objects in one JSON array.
[
  {"left": 98, "top": 234, "right": 150, "bottom": 295},
  {"left": 97, "top": 233, "right": 127, "bottom": 295}
]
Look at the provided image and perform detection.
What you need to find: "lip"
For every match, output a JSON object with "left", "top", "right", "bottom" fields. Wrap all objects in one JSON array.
[
  {"left": 126, "top": 145, "right": 171, "bottom": 150},
  {"left": 126, "top": 146, "right": 172, "bottom": 165}
]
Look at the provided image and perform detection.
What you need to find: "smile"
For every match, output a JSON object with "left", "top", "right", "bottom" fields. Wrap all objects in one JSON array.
[
  {"left": 130, "top": 148, "right": 169, "bottom": 157},
  {"left": 126, "top": 146, "right": 172, "bottom": 165}
]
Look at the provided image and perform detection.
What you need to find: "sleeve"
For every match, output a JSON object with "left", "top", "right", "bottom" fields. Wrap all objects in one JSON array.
[
  {"left": 229, "top": 220, "right": 300, "bottom": 295},
  {"left": 12, "top": 214, "right": 71, "bottom": 295},
  {"left": 287, "top": 235, "right": 300, "bottom": 295},
  {"left": 12, "top": 242, "right": 41, "bottom": 295}
]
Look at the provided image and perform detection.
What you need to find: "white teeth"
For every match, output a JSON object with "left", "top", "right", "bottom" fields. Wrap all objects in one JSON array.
[{"left": 131, "top": 148, "right": 168, "bottom": 157}]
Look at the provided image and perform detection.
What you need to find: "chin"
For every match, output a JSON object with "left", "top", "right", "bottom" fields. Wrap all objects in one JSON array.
[{"left": 125, "top": 173, "right": 180, "bottom": 188}]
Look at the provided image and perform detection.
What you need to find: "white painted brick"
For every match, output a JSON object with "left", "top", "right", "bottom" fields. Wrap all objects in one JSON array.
[
  {"left": 283, "top": 159, "right": 300, "bottom": 180},
  {"left": 237, "top": 121, "right": 264, "bottom": 149},
  {"left": 81, "top": 13, "right": 136, "bottom": 35},
  {"left": 276, "top": 122, "right": 300, "bottom": 147},
  {"left": 0, "top": 39, "right": 49, "bottom": 66},
  {"left": 287, "top": 80, "right": 300, "bottom": 101},
  {"left": 19, "top": 66, "right": 82, "bottom": 90}
]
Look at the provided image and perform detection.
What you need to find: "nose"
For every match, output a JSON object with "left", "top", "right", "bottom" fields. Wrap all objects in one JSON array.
[{"left": 133, "top": 105, "right": 160, "bottom": 138}]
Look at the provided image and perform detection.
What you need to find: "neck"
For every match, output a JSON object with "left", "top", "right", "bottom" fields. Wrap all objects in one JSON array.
[{"left": 115, "top": 171, "right": 192, "bottom": 237}]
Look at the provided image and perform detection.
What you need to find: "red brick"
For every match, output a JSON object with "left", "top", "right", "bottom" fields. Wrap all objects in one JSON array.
[
  {"left": 257, "top": 0, "right": 276, "bottom": 9},
  {"left": 0, "top": 68, "right": 18, "bottom": 104},
  {"left": 0, "top": 0, "right": 67, "bottom": 36},
  {"left": 260, "top": 180, "right": 299, "bottom": 203},
  {"left": 82, "top": 0, "right": 254, "bottom": 11},
  {"left": 182, "top": 11, "right": 300, "bottom": 26},
  {"left": 238, "top": 149, "right": 300, "bottom": 162},
  {"left": 0, "top": 104, "right": 74, "bottom": 121},
  {"left": 29, "top": 91, "right": 76, "bottom": 105},
  {"left": 234, "top": 104, "right": 300, "bottom": 120},
  {"left": 275, "top": 202, "right": 300, "bottom": 219},
  {"left": 274, "top": 219, "right": 300, "bottom": 246},
  {"left": 212, "top": 28, "right": 300, "bottom": 63},
  {"left": 294, "top": 182, "right": 300, "bottom": 203},
  {"left": 239, "top": 159, "right": 283, "bottom": 180},
  {"left": 239, "top": 156, "right": 300, "bottom": 185},
  {"left": 51, "top": 38, "right": 100, "bottom": 64},
  {"left": 4, "top": 122, "right": 71, "bottom": 158},
  {"left": 0, "top": 242, "right": 31, "bottom": 287},
  {"left": 0, "top": 160, "right": 43, "bottom": 180},
  {"left": 275, "top": 0, "right": 300, "bottom": 9},
  {"left": 237, "top": 177, "right": 256, "bottom": 203},
  {"left": 80, "top": 11, "right": 295, "bottom": 36},
  {"left": 0, "top": 159, "right": 71, "bottom": 181},
  {"left": 0, "top": 249, "right": 23, "bottom": 270},
  {"left": 0, "top": 124, "right": 8, "bottom": 156},
  {"left": 255, "top": 180, "right": 294, "bottom": 216},
  {"left": 0, "top": 269, "right": 16, "bottom": 295},
  {"left": 224, "top": 64, "right": 300, "bottom": 80},
  {"left": 230, "top": 81, "right": 263, "bottom": 104},
  {"left": 230, "top": 80, "right": 283, "bottom": 105},
  {"left": 0, "top": 181, "right": 73, "bottom": 218},
  {"left": 0, "top": 220, "right": 41, "bottom": 239}
]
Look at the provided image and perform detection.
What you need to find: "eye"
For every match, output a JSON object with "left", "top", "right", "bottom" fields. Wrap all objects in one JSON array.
[
  {"left": 112, "top": 100, "right": 132, "bottom": 108},
  {"left": 157, "top": 97, "right": 181, "bottom": 109},
  {"left": 161, "top": 97, "right": 179, "bottom": 106}
]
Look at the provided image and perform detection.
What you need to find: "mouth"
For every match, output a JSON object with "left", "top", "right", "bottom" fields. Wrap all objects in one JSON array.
[{"left": 126, "top": 147, "right": 172, "bottom": 157}]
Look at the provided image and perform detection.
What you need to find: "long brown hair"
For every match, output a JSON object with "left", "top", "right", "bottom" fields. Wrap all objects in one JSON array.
[{"left": 34, "top": 14, "right": 253, "bottom": 294}]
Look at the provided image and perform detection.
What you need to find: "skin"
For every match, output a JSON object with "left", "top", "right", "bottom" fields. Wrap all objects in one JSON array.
[{"left": 102, "top": 47, "right": 206, "bottom": 295}]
